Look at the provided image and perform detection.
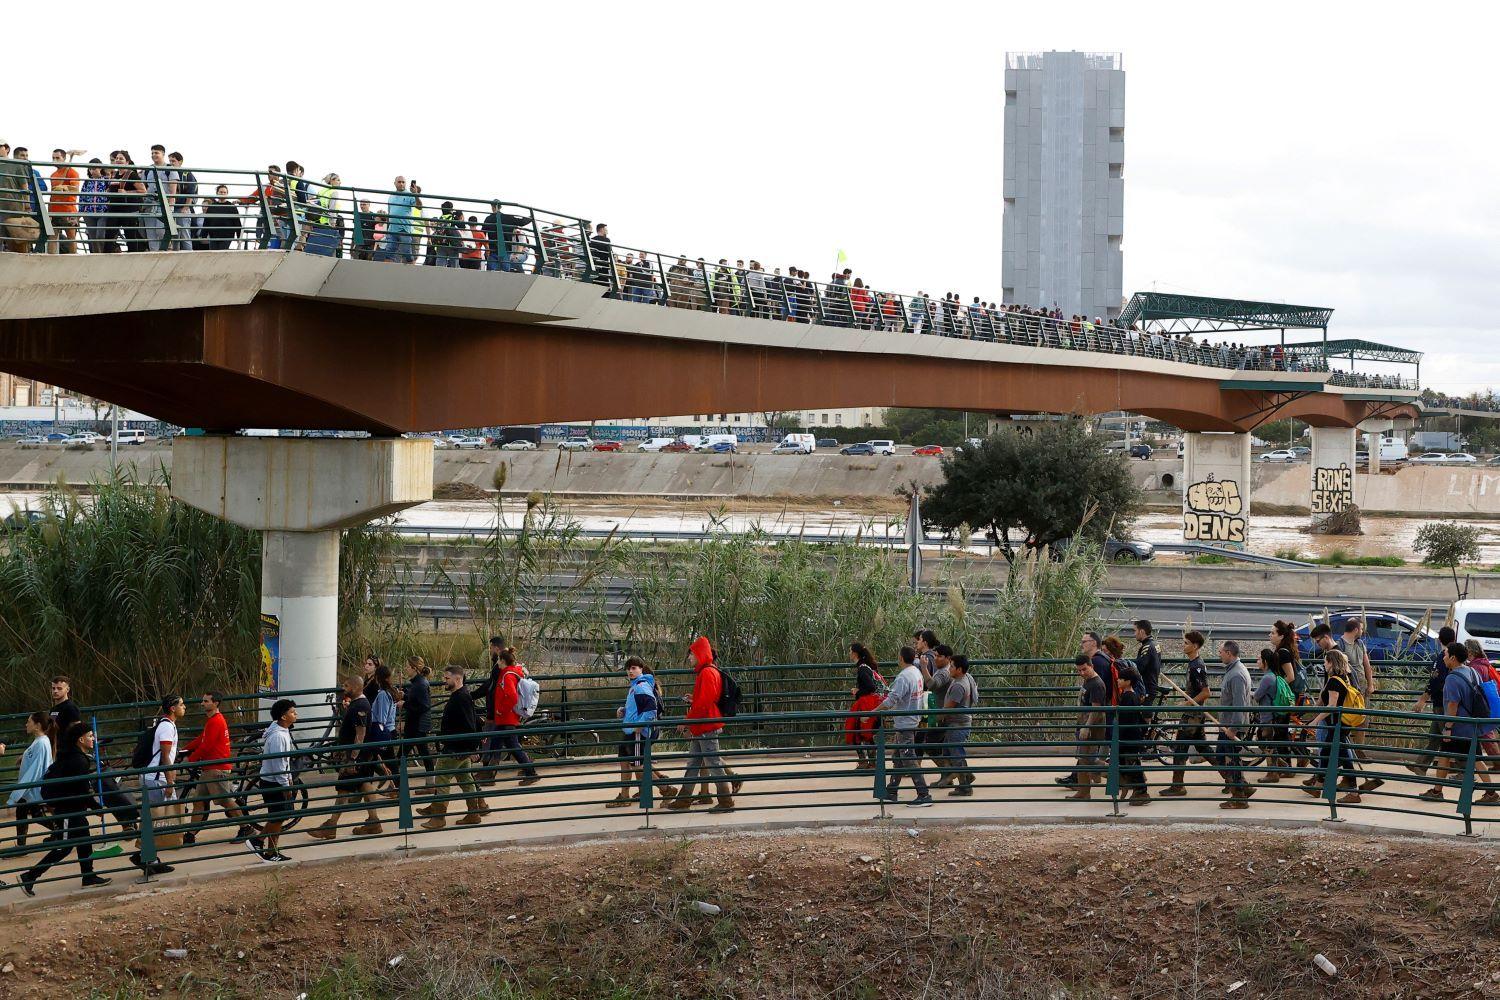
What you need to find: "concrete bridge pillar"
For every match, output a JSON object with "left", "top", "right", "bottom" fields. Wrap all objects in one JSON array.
[
  {"left": 171, "top": 435, "right": 433, "bottom": 696},
  {"left": 1181, "top": 431, "right": 1250, "bottom": 548},
  {"left": 1308, "top": 426, "right": 1357, "bottom": 529}
]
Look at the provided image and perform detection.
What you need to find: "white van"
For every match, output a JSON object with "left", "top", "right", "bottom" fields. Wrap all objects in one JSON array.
[
  {"left": 637, "top": 437, "right": 677, "bottom": 452},
  {"left": 1453, "top": 600, "right": 1500, "bottom": 658},
  {"left": 112, "top": 429, "right": 149, "bottom": 446},
  {"left": 695, "top": 433, "right": 739, "bottom": 452},
  {"left": 866, "top": 439, "right": 896, "bottom": 456},
  {"left": 771, "top": 433, "right": 815, "bottom": 455},
  {"left": 1380, "top": 436, "right": 1409, "bottom": 462}
]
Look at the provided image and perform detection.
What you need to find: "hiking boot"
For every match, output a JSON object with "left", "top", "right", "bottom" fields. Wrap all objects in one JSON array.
[
  {"left": 948, "top": 785, "right": 974, "bottom": 797},
  {"left": 665, "top": 796, "right": 694, "bottom": 811},
  {"left": 933, "top": 774, "right": 955, "bottom": 789},
  {"left": 1359, "top": 777, "right": 1384, "bottom": 793},
  {"left": 1255, "top": 774, "right": 1281, "bottom": 784},
  {"left": 1419, "top": 788, "right": 1445, "bottom": 802},
  {"left": 708, "top": 796, "right": 735, "bottom": 814},
  {"left": 351, "top": 823, "right": 383, "bottom": 837},
  {"left": 518, "top": 774, "right": 541, "bottom": 787},
  {"left": 960, "top": 773, "right": 976, "bottom": 786},
  {"left": 730, "top": 778, "right": 744, "bottom": 795},
  {"left": 1128, "top": 791, "right": 1152, "bottom": 806},
  {"left": 1065, "top": 788, "right": 1092, "bottom": 801},
  {"left": 417, "top": 802, "right": 443, "bottom": 816},
  {"left": 1337, "top": 776, "right": 1357, "bottom": 790},
  {"left": 692, "top": 794, "right": 713, "bottom": 806},
  {"left": 1303, "top": 783, "right": 1324, "bottom": 797},
  {"left": 1237, "top": 785, "right": 1258, "bottom": 800},
  {"left": 1479, "top": 790, "right": 1500, "bottom": 805},
  {"left": 605, "top": 792, "right": 633, "bottom": 809},
  {"left": 1220, "top": 797, "right": 1249, "bottom": 809},
  {"left": 1158, "top": 784, "right": 1187, "bottom": 798},
  {"left": 456, "top": 801, "right": 484, "bottom": 825},
  {"left": 655, "top": 784, "right": 678, "bottom": 799},
  {"left": 1337, "top": 792, "right": 1362, "bottom": 806},
  {"left": 306, "top": 823, "right": 337, "bottom": 841},
  {"left": 420, "top": 816, "right": 447, "bottom": 831},
  {"left": 1405, "top": 763, "right": 1429, "bottom": 777}
]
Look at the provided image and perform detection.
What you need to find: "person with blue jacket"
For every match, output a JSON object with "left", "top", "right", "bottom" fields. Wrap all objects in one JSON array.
[
  {"left": 607, "top": 657, "right": 678, "bottom": 808},
  {"left": 7, "top": 712, "right": 54, "bottom": 849}
]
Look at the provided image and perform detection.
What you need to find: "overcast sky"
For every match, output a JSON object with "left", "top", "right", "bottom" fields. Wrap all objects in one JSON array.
[{"left": 7, "top": 1, "right": 1494, "bottom": 395}]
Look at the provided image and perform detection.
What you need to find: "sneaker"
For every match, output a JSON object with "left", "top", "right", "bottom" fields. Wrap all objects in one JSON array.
[
  {"left": 1359, "top": 778, "right": 1384, "bottom": 793},
  {"left": 19, "top": 873, "right": 37, "bottom": 896},
  {"left": 877, "top": 789, "right": 898, "bottom": 804},
  {"left": 1418, "top": 788, "right": 1444, "bottom": 802},
  {"left": 181, "top": 831, "right": 197, "bottom": 847},
  {"left": 605, "top": 795, "right": 633, "bottom": 809},
  {"left": 269, "top": 852, "right": 291, "bottom": 863},
  {"left": 1337, "top": 792, "right": 1362, "bottom": 806},
  {"left": 1220, "top": 798, "right": 1249, "bottom": 810},
  {"left": 1158, "top": 785, "right": 1187, "bottom": 798},
  {"left": 235, "top": 825, "right": 254, "bottom": 840},
  {"left": 82, "top": 874, "right": 111, "bottom": 888},
  {"left": 351, "top": 823, "right": 383, "bottom": 837},
  {"left": 1480, "top": 790, "right": 1500, "bottom": 805},
  {"left": 948, "top": 786, "right": 974, "bottom": 797},
  {"left": 1128, "top": 793, "right": 1152, "bottom": 806},
  {"left": 518, "top": 775, "right": 541, "bottom": 787},
  {"left": 257, "top": 850, "right": 281, "bottom": 864},
  {"left": 243, "top": 837, "right": 265, "bottom": 857},
  {"left": 907, "top": 794, "right": 934, "bottom": 808}
]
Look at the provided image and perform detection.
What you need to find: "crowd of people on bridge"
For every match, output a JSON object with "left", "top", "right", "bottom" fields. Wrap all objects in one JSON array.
[
  {"left": 2, "top": 609, "right": 1495, "bottom": 898},
  {"left": 0, "top": 144, "right": 1412, "bottom": 387}
]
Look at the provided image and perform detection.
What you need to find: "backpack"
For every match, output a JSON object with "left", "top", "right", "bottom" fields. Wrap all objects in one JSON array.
[
  {"left": 1337, "top": 680, "right": 1366, "bottom": 729},
  {"left": 1458, "top": 668, "right": 1494, "bottom": 726},
  {"left": 1271, "top": 675, "right": 1295, "bottom": 709},
  {"left": 1290, "top": 662, "right": 1309, "bottom": 696},
  {"left": 39, "top": 758, "right": 71, "bottom": 803},
  {"left": 715, "top": 665, "right": 743, "bottom": 717},
  {"left": 516, "top": 676, "right": 540, "bottom": 721},
  {"left": 1097, "top": 657, "right": 1120, "bottom": 707},
  {"left": 1121, "top": 658, "right": 1149, "bottom": 703},
  {"left": 130, "top": 719, "right": 162, "bottom": 769}
]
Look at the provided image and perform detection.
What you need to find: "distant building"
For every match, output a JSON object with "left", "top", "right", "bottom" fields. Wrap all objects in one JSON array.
[{"left": 1001, "top": 51, "right": 1125, "bottom": 321}]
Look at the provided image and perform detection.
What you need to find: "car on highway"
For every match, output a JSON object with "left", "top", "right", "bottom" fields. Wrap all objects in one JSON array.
[
  {"left": 450, "top": 435, "right": 488, "bottom": 450},
  {"left": 16, "top": 435, "right": 44, "bottom": 447},
  {"left": 1258, "top": 449, "right": 1299, "bottom": 463},
  {"left": 661, "top": 440, "right": 693, "bottom": 453},
  {"left": 912, "top": 445, "right": 943, "bottom": 456},
  {"left": 499, "top": 439, "right": 537, "bottom": 451},
  {"left": 1049, "top": 535, "right": 1155, "bottom": 563},
  {"left": 1446, "top": 453, "right": 1478, "bottom": 465},
  {"left": 63, "top": 433, "right": 102, "bottom": 446},
  {"left": 1128, "top": 444, "right": 1153, "bottom": 459},
  {"left": 592, "top": 440, "right": 623, "bottom": 452},
  {"left": 1411, "top": 452, "right": 1450, "bottom": 464},
  {"left": 112, "top": 429, "right": 149, "bottom": 446},
  {"left": 1290, "top": 446, "right": 1312, "bottom": 459},
  {"left": 816, "top": 438, "right": 839, "bottom": 449},
  {"left": 558, "top": 437, "right": 593, "bottom": 451},
  {"left": 1453, "top": 599, "right": 1500, "bottom": 659},
  {"left": 866, "top": 439, "right": 897, "bottom": 456},
  {"left": 1296, "top": 609, "right": 1441, "bottom": 661},
  {"left": 840, "top": 442, "right": 876, "bottom": 456},
  {"left": 429, "top": 436, "right": 451, "bottom": 449},
  {"left": 704, "top": 440, "right": 738, "bottom": 454},
  {"left": 1, "top": 509, "right": 46, "bottom": 533},
  {"left": 637, "top": 437, "right": 678, "bottom": 453}
]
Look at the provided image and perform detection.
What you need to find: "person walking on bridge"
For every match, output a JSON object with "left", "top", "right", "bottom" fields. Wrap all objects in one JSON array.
[
  {"left": 1336, "top": 618, "right": 1382, "bottom": 793},
  {"left": 247, "top": 699, "right": 298, "bottom": 862},
  {"left": 608, "top": 656, "right": 677, "bottom": 807},
  {"left": 181, "top": 691, "right": 251, "bottom": 847},
  {"left": 480, "top": 647, "right": 541, "bottom": 786},
  {"left": 1215, "top": 641, "right": 1256, "bottom": 809},
  {"left": 844, "top": 642, "right": 885, "bottom": 770},
  {"left": 667, "top": 637, "right": 736, "bottom": 813},
  {"left": 1158, "top": 631, "right": 1216, "bottom": 798},
  {"left": 420, "top": 666, "right": 489, "bottom": 829},
  {"left": 308, "top": 675, "right": 382, "bottom": 840},
  {"left": 1064, "top": 654, "right": 1108, "bottom": 801},
  {"left": 876, "top": 646, "right": 933, "bottom": 807},
  {"left": 18, "top": 722, "right": 111, "bottom": 895}
]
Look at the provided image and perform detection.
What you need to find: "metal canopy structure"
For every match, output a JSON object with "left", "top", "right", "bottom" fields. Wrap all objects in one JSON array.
[
  {"left": 1282, "top": 338, "right": 1423, "bottom": 366},
  {"left": 1118, "top": 292, "right": 1333, "bottom": 335}
]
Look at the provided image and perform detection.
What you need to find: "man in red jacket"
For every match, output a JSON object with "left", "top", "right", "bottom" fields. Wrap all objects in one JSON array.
[
  {"left": 667, "top": 637, "right": 736, "bottom": 813},
  {"left": 182, "top": 691, "right": 251, "bottom": 845}
]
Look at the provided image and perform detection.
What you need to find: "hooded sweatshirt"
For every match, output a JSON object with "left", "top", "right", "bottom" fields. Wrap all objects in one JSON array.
[
  {"left": 622, "top": 672, "right": 661, "bottom": 737},
  {"left": 686, "top": 637, "right": 724, "bottom": 737},
  {"left": 493, "top": 662, "right": 526, "bottom": 727}
]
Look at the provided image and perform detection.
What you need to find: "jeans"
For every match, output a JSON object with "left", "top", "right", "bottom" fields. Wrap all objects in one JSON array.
[
  {"left": 377, "top": 230, "right": 415, "bottom": 262},
  {"left": 433, "top": 253, "right": 459, "bottom": 267},
  {"left": 885, "top": 728, "right": 929, "bottom": 795},
  {"left": 944, "top": 725, "right": 972, "bottom": 781},
  {"left": 1315, "top": 721, "right": 1354, "bottom": 778},
  {"left": 486, "top": 726, "right": 536, "bottom": 777},
  {"left": 1168, "top": 718, "right": 1218, "bottom": 782},
  {"left": 171, "top": 213, "right": 195, "bottom": 251},
  {"left": 140, "top": 214, "right": 167, "bottom": 251},
  {"left": 24, "top": 813, "right": 94, "bottom": 882},
  {"left": 1216, "top": 732, "right": 1249, "bottom": 790},
  {"left": 681, "top": 735, "right": 729, "bottom": 794}
]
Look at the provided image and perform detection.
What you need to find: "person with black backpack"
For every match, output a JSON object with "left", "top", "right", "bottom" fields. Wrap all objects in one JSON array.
[
  {"left": 666, "top": 637, "right": 738, "bottom": 814},
  {"left": 20, "top": 722, "right": 111, "bottom": 895}
]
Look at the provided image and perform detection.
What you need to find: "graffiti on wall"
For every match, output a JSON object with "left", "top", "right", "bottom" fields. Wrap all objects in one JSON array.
[
  {"left": 1311, "top": 464, "right": 1354, "bottom": 515},
  {"left": 1183, "top": 474, "right": 1246, "bottom": 545}
]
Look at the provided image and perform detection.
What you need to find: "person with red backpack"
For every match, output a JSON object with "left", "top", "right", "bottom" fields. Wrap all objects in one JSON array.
[
  {"left": 667, "top": 637, "right": 737, "bottom": 814},
  {"left": 844, "top": 642, "right": 885, "bottom": 770},
  {"left": 481, "top": 647, "right": 540, "bottom": 787}
]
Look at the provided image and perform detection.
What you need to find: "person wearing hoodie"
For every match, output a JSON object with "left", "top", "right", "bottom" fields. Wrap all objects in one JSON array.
[
  {"left": 6, "top": 711, "right": 54, "bottom": 849},
  {"left": 482, "top": 647, "right": 540, "bottom": 786},
  {"left": 667, "top": 637, "right": 736, "bottom": 813},
  {"left": 20, "top": 722, "right": 111, "bottom": 895},
  {"left": 608, "top": 657, "right": 678, "bottom": 807}
]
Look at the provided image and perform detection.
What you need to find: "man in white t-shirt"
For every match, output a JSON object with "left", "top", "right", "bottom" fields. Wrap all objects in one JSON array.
[{"left": 142, "top": 695, "right": 186, "bottom": 805}]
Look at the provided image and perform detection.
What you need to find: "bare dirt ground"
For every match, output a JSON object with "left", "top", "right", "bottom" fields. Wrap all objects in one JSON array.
[{"left": 1, "top": 823, "right": 1494, "bottom": 999}]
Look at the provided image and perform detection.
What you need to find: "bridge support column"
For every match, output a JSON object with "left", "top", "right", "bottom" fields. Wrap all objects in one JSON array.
[
  {"left": 1309, "top": 427, "right": 1357, "bottom": 529},
  {"left": 171, "top": 435, "right": 433, "bottom": 695},
  {"left": 1181, "top": 431, "right": 1250, "bottom": 548}
]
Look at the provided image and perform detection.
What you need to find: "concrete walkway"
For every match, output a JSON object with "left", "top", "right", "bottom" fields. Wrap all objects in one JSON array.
[{"left": 4, "top": 752, "right": 1491, "bottom": 911}]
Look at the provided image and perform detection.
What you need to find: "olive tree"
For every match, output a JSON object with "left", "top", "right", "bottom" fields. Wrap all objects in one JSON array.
[
  {"left": 921, "top": 418, "right": 1142, "bottom": 561},
  {"left": 1414, "top": 521, "right": 1483, "bottom": 597}
]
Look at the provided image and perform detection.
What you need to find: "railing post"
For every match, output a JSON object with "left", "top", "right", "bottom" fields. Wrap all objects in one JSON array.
[
  {"left": 700, "top": 264, "right": 715, "bottom": 311},
  {"left": 1322, "top": 717, "right": 1344, "bottom": 822},
  {"left": 254, "top": 172, "right": 274, "bottom": 249},
  {"left": 1459, "top": 728, "right": 1480, "bottom": 837},
  {"left": 639, "top": 730, "right": 654, "bottom": 829},
  {"left": 149, "top": 165, "right": 179, "bottom": 248},
  {"left": 529, "top": 209, "right": 546, "bottom": 274},
  {"left": 874, "top": 721, "right": 887, "bottom": 816},
  {"left": 810, "top": 282, "right": 828, "bottom": 324},
  {"left": 278, "top": 172, "right": 300, "bottom": 248},
  {"left": 27, "top": 170, "right": 54, "bottom": 252},
  {"left": 655, "top": 253, "right": 671, "bottom": 306},
  {"left": 560, "top": 684, "right": 572, "bottom": 760},
  {"left": 577, "top": 220, "right": 596, "bottom": 285},
  {"left": 396, "top": 749, "right": 414, "bottom": 833},
  {"left": 349, "top": 192, "right": 364, "bottom": 260},
  {"left": 1106, "top": 707, "right": 1121, "bottom": 816}
]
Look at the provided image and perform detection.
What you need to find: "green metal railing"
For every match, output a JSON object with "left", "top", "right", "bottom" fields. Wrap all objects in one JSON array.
[{"left": 1, "top": 692, "right": 1491, "bottom": 899}]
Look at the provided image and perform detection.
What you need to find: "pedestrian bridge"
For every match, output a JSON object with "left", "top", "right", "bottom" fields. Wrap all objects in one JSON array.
[{"left": 0, "top": 251, "right": 1417, "bottom": 435}]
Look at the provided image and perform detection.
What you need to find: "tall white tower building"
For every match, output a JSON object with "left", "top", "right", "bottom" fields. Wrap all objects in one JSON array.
[{"left": 1001, "top": 51, "right": 1125, "bottom": 320}]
